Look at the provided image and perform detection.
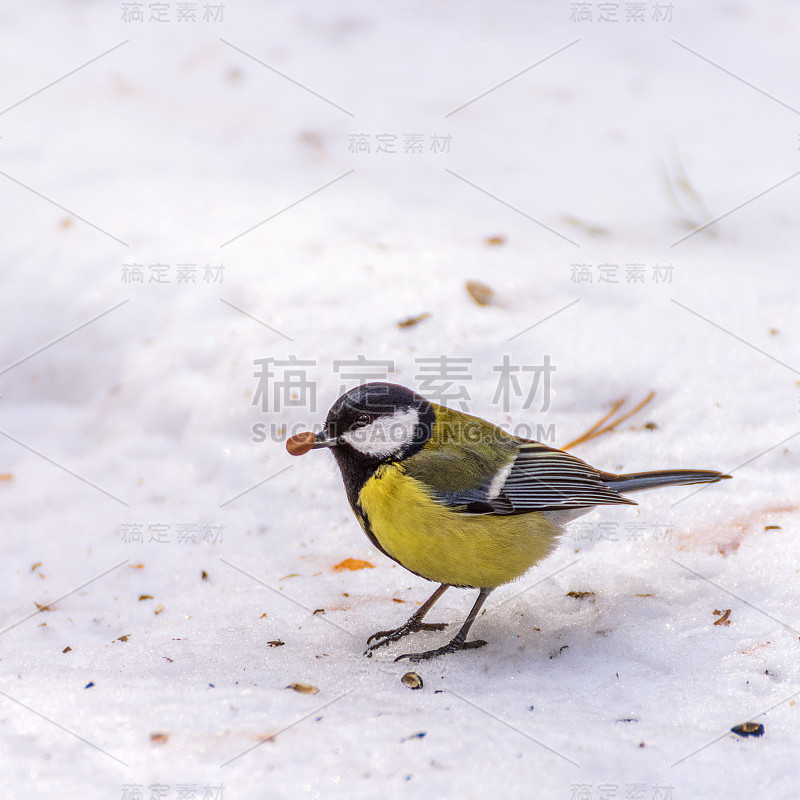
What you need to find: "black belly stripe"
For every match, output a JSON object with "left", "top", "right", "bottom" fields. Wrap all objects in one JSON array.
[
  {"left": 353, "top": 500, "right": 395, "bottom": 563},
  {"left": 333, "top": 446, "right": 435, "bottom": 582}
]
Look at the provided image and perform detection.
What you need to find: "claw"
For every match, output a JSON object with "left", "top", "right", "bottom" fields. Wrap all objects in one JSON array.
[
  {"left": 363, "top": 621, "right": 448, "bottom": 654},
  {"left": 366, "top": 630, "right": 393, "bottom": 646},
  {"left": 394, "top": 638, "right": 487, "bottom": 662}
]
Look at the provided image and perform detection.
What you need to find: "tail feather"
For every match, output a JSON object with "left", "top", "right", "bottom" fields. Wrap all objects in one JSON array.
[{"left": 599, "top": 469, "right": 731, "bottom": 495}]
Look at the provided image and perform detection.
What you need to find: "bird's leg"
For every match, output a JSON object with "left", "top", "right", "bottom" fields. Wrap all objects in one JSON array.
[
  {"left": 394, "top": 588, "right": 492, "bottom": 662},
  {"left": 364, "top": 584, "right": 450, "bottom": 654}
]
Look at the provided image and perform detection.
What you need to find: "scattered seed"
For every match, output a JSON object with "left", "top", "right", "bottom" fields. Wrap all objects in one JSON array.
[
  {"left": 267, "top": 640, "right": 285, "bottom": 648},
  {"left": 562, "top": 215, "right": 610, "bottom": 237},
  {"left": 713, "top": 609, "right": 732, "bottom": 626},
  {"left": 138, "top": 594, "right": 153, "bottom": 601},
  {"left": 397, "top": 312, "right": 430, "bottom": 329},
  {"left": 566, "top": 591, "right": 595, "bottom": 601},
  {"left": 485, "top": 235, "right": 506, "bottom": 245},
  {"left": 731, "top": 722, "right": 764, "bottom": 738},
  {"left": 401, "top": 672, "right": 423, "bottom": 690},
  {"left": 62, "top": 646, "right": 72, "bottom": 653},
  {"left": 287, "top": 683, "right": 319, "bottom": 695},
  {"left": 465, "top": 280, "right": 494, "bottom": 306},
  {"left": 201, "top": 571, "right": 208, "bottom": 581},
  {"left": 150, "top": 732, "right": 169, "bottom": 745},
  {"left": 333, "top": 558, "right": 375, "bottom": 572}
]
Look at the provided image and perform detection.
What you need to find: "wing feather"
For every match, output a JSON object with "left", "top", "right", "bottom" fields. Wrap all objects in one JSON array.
[
  {"left": 496, "top": 442, "right": 634, "bottom": 513},
  {"left": 403, "top": 423, "right": 634, "bottom": 515}
]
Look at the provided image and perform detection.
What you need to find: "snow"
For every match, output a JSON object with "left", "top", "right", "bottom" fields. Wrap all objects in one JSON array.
[{"left": 1, "top": 1, "right": 799, "bottom": 798}]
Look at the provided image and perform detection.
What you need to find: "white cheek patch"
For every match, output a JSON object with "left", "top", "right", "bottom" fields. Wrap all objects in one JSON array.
[{"left": 340, "top": 408, "right": 420, "bottom": 458}]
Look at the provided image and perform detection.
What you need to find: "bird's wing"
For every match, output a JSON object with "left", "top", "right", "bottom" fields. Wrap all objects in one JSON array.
[
  {"left": 402, "top": 403, "right": 636, "bottom": 515},
  {"left": 496, "top": 442, "right": 636, "bottom": 513},
  {"left": 404, "top": 439, "right": 636, "bottom": 515},
  {"left": 400, "top": 407, "right": 519, "bottom": 514},
  {"left": 400, "top": 440, "right": 515, "bottom": 513}
]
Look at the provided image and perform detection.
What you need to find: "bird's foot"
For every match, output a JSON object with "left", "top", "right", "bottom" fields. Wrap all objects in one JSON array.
[
  {"left": 394, "top": 638, "right": 487, "bottom": 663},
  {"left": 364, "top": 621, "right": 448, "bottom": 654}
]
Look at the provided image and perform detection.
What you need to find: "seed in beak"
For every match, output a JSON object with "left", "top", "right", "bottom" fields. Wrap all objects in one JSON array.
[{"left": 286, "top": 431, "right": 317, "bottom": 456}]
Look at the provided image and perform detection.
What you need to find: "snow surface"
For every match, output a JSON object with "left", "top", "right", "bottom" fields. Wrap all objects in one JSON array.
[{"left": 1, "top": 2, "right": 799, "bottom": 798}]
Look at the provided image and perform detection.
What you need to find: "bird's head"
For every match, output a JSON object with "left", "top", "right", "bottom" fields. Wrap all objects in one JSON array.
[{"left": 288, "top": 382, "right": 436, "bottom": 464}]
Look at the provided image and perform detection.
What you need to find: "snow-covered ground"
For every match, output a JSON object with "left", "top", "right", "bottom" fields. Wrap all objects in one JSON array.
[{"left": 1, "top": 2, "right": 799, "bottom": 798}]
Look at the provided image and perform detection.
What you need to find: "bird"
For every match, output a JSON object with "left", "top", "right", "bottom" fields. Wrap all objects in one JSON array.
[{"left": 286, "top": 382, "right": 731, "bottom": 662}]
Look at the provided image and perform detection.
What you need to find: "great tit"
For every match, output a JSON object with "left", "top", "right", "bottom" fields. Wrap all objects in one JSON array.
[{"left": 287, "top": 382, "right": 731, "bottom": 662}]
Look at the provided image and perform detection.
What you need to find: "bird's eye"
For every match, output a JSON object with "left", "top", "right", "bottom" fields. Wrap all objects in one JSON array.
[{"left": 354, "top": 413, "right": 370, "bottom": 428}]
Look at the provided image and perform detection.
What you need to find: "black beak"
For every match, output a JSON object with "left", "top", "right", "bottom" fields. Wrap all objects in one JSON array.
[{"left": 311, "top": 429, "right": 338, "bottom": 449}]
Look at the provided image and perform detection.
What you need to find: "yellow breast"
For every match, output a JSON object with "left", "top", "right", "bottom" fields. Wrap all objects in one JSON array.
[{"left": 357, "top": 463, "right": 561, "bottom": 588}]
